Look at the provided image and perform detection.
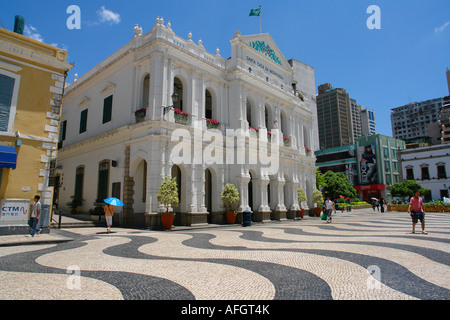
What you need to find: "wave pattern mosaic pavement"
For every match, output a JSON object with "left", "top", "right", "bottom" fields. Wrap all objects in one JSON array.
[{"left": 1, "top": 208, "right": 449, "bottom": 300}]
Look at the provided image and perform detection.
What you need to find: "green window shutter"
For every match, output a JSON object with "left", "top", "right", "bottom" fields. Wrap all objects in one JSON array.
[
  {"left": 97, "top": 162, "right": 109, "bottom": 201},
  {"left": 74, "top": 167, "right": 84, "bottom": 199},
  {"left": 79, "top": 109, "right": 88, "bottom": 133},
  {"left": 0, "top": 74, "right": 15, "bottom": 132},
  {"left": 102, "top": 95, "right": 113, "bottom": 124}
]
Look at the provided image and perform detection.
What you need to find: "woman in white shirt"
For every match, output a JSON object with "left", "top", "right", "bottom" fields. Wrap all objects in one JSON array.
[{"left": 325, "top": 197, "right": 335, "bottom": 223}]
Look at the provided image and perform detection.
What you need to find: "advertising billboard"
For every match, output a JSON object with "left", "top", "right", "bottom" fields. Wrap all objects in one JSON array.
[{"left": 359, "top": 144, "right": 378, "bottom": 185}]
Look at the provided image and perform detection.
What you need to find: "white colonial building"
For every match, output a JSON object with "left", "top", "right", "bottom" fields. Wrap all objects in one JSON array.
[
  {"left": 400, "top": 144, "right": 450, "bottom": 200},
  {"left": 56, "top": 18, "right": 319, "bottom": 228}
]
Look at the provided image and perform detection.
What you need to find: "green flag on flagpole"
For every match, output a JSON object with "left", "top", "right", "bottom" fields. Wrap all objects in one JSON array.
[
  {"left": 249, "top": 7, "right": 261, "bottom": 17},
  {"left": 249, "top": 6, "right": 262, "bottom": 33}
]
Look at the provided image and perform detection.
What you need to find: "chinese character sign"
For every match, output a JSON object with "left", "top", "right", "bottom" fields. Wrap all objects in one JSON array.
[{"left": 1, "top": 200, "right": 30, "bottom": 222}]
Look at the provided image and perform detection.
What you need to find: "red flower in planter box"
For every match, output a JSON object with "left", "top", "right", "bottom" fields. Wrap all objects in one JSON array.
[
  {"left": 206, "top": 118, "right": 220, "bottom": 125},
  {"left": 135, "top": 108, "right": 146, "bottom": 114},
  {"left": 174, "top": 109, "right": 188, "bottom": 116}
]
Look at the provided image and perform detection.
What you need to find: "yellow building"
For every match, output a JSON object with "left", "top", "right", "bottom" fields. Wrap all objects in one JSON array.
[{"left": 0, "top": 27, "right": 73, "bottom": 234}]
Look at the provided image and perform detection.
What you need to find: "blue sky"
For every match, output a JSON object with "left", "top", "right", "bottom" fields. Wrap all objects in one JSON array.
[{"left": 1, "top": 0, "right": 449, "bottom": 137}]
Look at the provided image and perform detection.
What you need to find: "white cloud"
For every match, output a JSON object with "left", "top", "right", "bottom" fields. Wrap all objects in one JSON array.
[
  {"left": 97, "top": 6, "right": 121, "bottom": 24},
  {"left": 435, "top": 21, "right": 450, "bottom": 33},
  {"left": 24, "top": 25, "right": 43, "bottom": 42}
]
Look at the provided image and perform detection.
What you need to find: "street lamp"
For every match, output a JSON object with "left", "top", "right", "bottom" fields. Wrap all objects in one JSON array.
[{"left": 163, "top": 92, "right": 179, "bottom": 116}]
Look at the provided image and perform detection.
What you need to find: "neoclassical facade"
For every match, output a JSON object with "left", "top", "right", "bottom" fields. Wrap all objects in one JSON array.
[{"left": 56, "top": 18, "right": 319, "bottom": 228}]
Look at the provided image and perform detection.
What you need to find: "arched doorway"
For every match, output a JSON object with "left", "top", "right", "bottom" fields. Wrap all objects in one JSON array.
[{"left": 171, "top": 165, "right": 182, "bottom": 213}]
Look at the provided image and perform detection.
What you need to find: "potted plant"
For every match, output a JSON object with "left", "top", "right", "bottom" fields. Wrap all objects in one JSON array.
[
  {"left": 135, "top": 108, "right": 146, "bottom": 123},
  {"left": 66, "top": 195, "right": 83, "bottom": 214},
  {"left": 220, "top": 183, "right": 240, "bottom": 224},
  {"left": 297, "top": 188, "right": 307, "bottom": 219},
  {"left": 206, "top": 118, "right": 220, "bottom": 130},
  {"left": 312, "top": 189, "right": 324, "bottom": 217},
  {"left": 157, "top": 176, "right": 179, "bottom": 229},
  {"left": 174, "top": 109, "right": 189, "bottom": 125}
]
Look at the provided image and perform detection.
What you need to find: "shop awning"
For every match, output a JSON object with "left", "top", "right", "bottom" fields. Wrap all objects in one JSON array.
[{"left": 0, "top": 145, "right": 17, "bottom": 169}]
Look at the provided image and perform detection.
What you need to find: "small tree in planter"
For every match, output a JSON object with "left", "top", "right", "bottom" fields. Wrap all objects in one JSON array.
[
  {"left": 157, "top": 177, "right": 179, "bottom": 229},
  {"left": 297, "top": 188, "right": 307, "bottom": 219},
  {"left": 312, "top": 189, "right": 324, "bottom": 217},
  {"left": 220, "top": 183, "right": 240, "bottom": 224},
  {"left": 66, "top": 195, "right": 83, "bottom": 214}
]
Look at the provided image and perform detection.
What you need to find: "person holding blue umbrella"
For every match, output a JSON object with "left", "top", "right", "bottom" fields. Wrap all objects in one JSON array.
[{"left": 103, "top": 197, "right": 124, "bottom": 234}]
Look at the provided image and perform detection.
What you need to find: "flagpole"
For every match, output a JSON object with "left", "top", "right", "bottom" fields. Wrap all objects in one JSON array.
[{"left": 259, "top": 5, "right": 262, "bottom": 34}]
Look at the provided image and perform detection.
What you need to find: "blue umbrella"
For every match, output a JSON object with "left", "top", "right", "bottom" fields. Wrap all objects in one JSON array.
[{"left": 104, "top": 197, "right": 124, "bottom": 206}]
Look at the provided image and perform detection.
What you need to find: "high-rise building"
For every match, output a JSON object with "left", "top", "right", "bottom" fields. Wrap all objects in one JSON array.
[
  {"left": 391, "top": 97, "right": 443, "bottom": 142},
  {"left": 316, "top": 83, "right": 354, "bottom": 149},
  {"left": 350, "top": 99, "right": 362, "bottom": 139},
  {"left": 361, "top": 106, "right": 376, "bottom": 136}
]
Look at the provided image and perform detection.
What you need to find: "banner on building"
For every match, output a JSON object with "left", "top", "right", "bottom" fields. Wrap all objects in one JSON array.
[{"left": 359, "top": 144, "right": 378, "bottom": 185}]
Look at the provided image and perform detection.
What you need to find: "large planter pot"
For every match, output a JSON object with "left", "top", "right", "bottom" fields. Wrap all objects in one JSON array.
[
  {"left": 300, "top": 209, "right": 304, "bottom": 219},
  {"left": 226, "top": 211, "right": 237, "bottom": 224},
  {"left": 314, "top": 207, "right": 322, "bottom": 217},
  {"left": 161, "top": 212, "right": 175, "bottom": 230}
]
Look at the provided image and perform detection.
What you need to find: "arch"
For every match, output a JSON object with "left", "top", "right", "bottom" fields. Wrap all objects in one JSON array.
[
  {"left": 171, "top": 164, "right": 186, "bottom": 213},
  {"left": 265, "top": 104, "right": 274, "bottom": 131},
  {"left": 246, "top": 97, "right": 256, "bottom": 128},
  {"left": 173, "top": 76, "right": 185, "bottom": 111},
  {"left": 132, "top": 159, "right": 147, "bottom": 213},
  {"left": 142, "top": 73, "right": 150, "bottom": 109},
  {"left": 205, "top": 89, "right": 213, "bottom": 120}
]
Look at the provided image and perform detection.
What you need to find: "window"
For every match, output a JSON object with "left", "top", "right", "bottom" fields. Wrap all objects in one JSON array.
[
  {"left": 406, "top": 168, "right": 414, "bottom": 180},
  {"left": 97, "top": 161, "right": 109, "bottom": 201},
  {"left": 58, "top": 120, "right": 67, "bottom": 149},
  {"left": 79, "top": 109, "right": 88, "bottom": 133},
  {"left": 421, "top": 166, "right": 430, "bottom": 180},
  {"left": 74, "top": 166, "right": 84, "bottom": 200},
  {"left": 102, "top": 95, "right": 113, "bottom": 124},
  {"left": 437, "top": 164, "right": 447, "bottom": 179},
  {"left": 0, "top": 74, "right": 15, "bottom": 132}
]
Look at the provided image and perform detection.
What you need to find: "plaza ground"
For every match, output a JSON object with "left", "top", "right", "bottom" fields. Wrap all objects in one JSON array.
[{"left": 0, "top": 207, "right": 448, "bottom": 302}]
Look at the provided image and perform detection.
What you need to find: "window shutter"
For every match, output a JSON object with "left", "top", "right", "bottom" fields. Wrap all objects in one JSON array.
[
  {"left": 102, "top": 95, "right": 113, "bottom": 124},
  {"left": 79, "top": 109, "right": 88, "bottom": 133},
  {"left": 0, "top": 74, "right": 15, "bottom": 132}
]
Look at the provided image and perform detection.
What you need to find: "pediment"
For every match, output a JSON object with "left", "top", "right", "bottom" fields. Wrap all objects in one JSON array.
[
  {"left": 236, "top": 33, "right": 291, "bottom": 71},
  {"left": 101, "top": 81, "right": 116, "bottom": 96},
  {"left": 79, "top": 96, "right": 91, "bottom": 108}
]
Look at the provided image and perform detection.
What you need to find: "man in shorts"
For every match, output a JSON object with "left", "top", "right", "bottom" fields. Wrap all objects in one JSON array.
[{"left": 408, "top": 190, "right": 427, "bottom": 234}]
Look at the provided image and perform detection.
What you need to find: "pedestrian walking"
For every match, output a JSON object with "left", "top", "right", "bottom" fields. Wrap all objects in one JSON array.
[
  {"left": 408, "top": 190, "right": 427, "bottom": 234},
  {"left": 325, "top": 197, "right": 335, "bottom": 223},
  {"left": 27, "top": 195, "right": 42, "bottom": 237},
  {"left": 104, "top": 204, "right": 114, "bottom": 234}
]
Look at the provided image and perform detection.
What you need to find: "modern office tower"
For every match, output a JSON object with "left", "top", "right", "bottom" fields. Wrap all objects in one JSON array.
[
  {"left": 316, "top": 83, "right": 354, "bottom": 149},
  {"left": 360, "top": 106, "right": 377, "bottom": 136},
  {"left": 350, "top": 99, "right": 362, "bottom": 139},
  {"left": 391, "top": 97, "right": 443, "bottom": 141}
]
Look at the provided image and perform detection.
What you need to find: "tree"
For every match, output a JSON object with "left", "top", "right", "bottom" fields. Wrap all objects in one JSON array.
[
  {"left": 297, "top": 188, "right": 307, "bottom": 208},
  {"left": 221, "top": 183, "right": 240, "bottom": 211},
  {"left": 157, "top": 176, "right": 179, "bottom": 212},
  {"left": 312, "top": 189, "right": 324, "bottom": 206},
  {"left": 316, "top": 167, "right": 325, "bottom": 190},
  {"left": 391, "top": 180, "right": 430, "bottom": 199},
  {"left": 322, "top": 171, "right": 356, "bottom": 198}
]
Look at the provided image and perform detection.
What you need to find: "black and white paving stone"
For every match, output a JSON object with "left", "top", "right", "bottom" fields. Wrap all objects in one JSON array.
[{"left": 0, "top": 208, "right": 449, "bottom": 300}]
